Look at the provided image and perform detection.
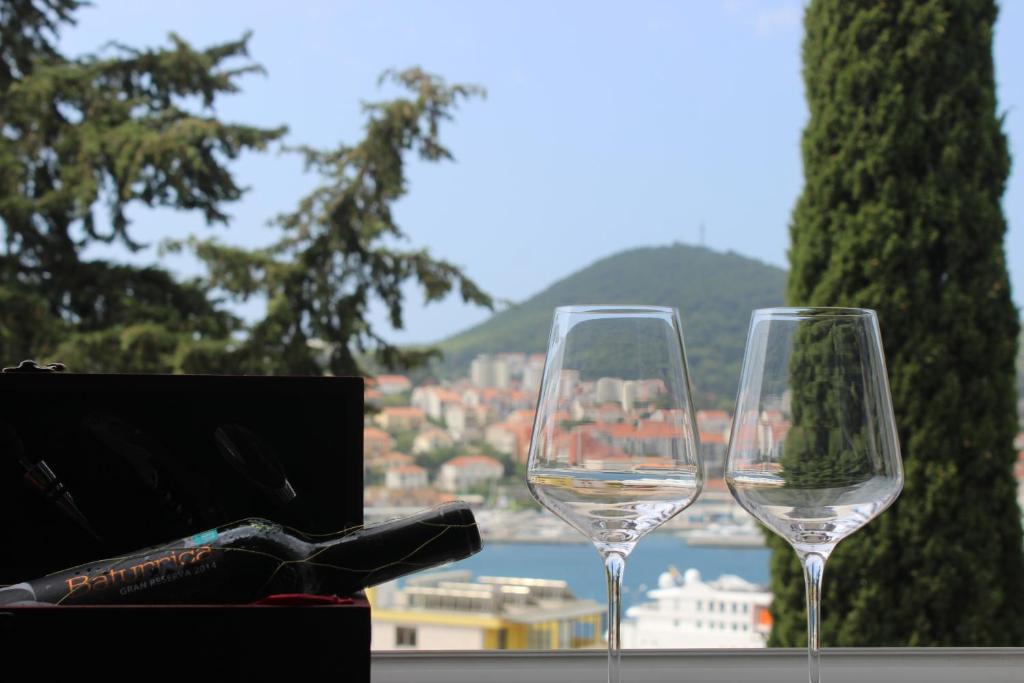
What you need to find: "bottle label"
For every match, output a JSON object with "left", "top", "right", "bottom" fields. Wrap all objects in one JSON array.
[
  {"left": 188, "top": 529, "right": 219, "bottom": 546},
  {"left": 61, "top": 544, "right": 220, "bottom": 602}
]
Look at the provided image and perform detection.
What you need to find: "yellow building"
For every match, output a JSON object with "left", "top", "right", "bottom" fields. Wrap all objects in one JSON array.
[{"left": 369, "top": 571, "right": 604, "bottom": 651}]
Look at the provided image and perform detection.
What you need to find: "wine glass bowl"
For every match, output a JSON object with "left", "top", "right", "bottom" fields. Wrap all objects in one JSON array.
[
  {"left": 725, "top": 307, "right": 903, "bottom": 682},
  {"left": 526, "top": 305, "right": 703, "bottom": 682}
]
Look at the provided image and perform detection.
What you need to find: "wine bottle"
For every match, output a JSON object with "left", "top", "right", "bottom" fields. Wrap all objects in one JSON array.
[{"left": 0, "top": 502, "right": 481, "bottom": 606}]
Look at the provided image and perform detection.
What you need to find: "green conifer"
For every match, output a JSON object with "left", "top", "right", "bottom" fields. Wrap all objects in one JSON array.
[
  {"left": 1, "top": 1, "right": 490, "bottom": 374},
  {"left": 774, "top": 0, "right": 1023, "bottom": 645}
]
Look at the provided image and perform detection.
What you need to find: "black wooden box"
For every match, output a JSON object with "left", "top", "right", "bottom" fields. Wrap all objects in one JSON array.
[{"left": 0, "top": 372, "right": 368, "bottom": 678}]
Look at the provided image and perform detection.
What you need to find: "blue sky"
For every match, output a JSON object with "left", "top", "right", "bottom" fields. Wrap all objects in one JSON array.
[{"left": 61, "top": 0, "right": 1024, "bottom": 344}]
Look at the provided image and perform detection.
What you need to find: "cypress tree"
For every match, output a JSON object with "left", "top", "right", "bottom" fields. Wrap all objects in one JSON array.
[{"left": 775, "top": 0, "right": 1024, "bottom": 646}]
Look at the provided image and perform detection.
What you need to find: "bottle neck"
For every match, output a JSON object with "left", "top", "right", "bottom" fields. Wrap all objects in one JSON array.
[{"left": 305, "top": 503, "right": 482, "bottom": 594}]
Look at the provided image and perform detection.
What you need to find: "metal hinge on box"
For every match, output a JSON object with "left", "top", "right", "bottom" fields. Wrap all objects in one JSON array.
[{"left": 2, "top": 360, "right": 66, "bottom": 373}]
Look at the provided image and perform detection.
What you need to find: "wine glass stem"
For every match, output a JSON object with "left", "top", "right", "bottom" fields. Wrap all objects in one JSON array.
[
  {"left": 603, "top": 551, "right": 626, "bottom": 683},
  {"left": 800, "top": 551, "right": 826, "bottom": 683}
]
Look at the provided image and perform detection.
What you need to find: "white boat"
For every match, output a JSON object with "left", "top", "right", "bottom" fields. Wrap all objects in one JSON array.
[
  {"left": 678, "top": 522, "right": 766, "bottom": 547},
  {"left": 621, "top": 567, "right": 772, "bottom": 648},
  {"left": 477, "top": 509, "right": 589, "bottom": 544}
]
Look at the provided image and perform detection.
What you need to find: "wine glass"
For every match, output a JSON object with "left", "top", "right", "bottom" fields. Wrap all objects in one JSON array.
[
  {"left": 526, "top": 305, "right": 703, "bottom": 683},
  {"left": 724, "top": 308, "right": 903, "bottom": 683}
]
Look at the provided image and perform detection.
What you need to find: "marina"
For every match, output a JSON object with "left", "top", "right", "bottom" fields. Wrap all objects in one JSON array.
[
  {"left": 432, "top": 532, "right": 770, "bottom": 611},
  {"left": 371, "top": 534, "right": 771, "bottom": 650}
]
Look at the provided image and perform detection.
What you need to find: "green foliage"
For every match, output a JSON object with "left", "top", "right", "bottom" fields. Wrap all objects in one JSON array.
[
  {"left": 0, "top": 283, "right": 64, "bottom": 364},
  {"left": 380, "top": 391, "right": 413, "bottom": 408},
  {"left": 414, "top": 446, "right": 459, "bottom": 477},
  {"left": 391, "top": 430, "right": 416, "bottom": 455},
  {"left": 0, "top": 0, "right": 282, "bottom": 372},
  {"left": 1017, "top": 331, "right": 1023, "bottom": 424},
  {"left": 774, "top": 0, "right": 1024, "bottom": 646},
  {"left": 475, "top": 441, "right": 512, "bottom": 476},
  {"left": 780, "top": 317, "right": 878, "bottom": 489},
  {"left": 1, "top": 2, "right": 491, "bottom": 377},
  {"left": 439, "top": 244, "right": 786, "bottom": 405},
  {"left": 177, "top": 67, "right": 493, "bottom": 376}
]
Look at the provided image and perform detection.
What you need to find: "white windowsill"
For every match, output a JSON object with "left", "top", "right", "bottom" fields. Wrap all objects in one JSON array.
[{"left": 372, "top": 648, "right": 1024, "bottom": 683}]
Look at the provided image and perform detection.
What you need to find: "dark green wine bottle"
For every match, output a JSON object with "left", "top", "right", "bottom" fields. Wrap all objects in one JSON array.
[{"left": 0, "top": 502, "right": 481, "bottom": 605}]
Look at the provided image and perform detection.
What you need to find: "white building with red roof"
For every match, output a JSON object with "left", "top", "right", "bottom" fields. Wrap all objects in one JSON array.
[
  {"left": 364, "top": 387, "right": 384, "bottom": 408},
  {"left": 412, "top": 427, "right": 454, "bottom": 455},
  {"left": 487, "top": 421, "right": 534, "bottom": 465},
  {"left": 485, "top": 423, "right": 519, "bottom": 457},
  {"left": 696, "top": 409, "right": 731, "bottom": 438},
  {"left": 371, "top": 451, "right": 415, "bottom": 471},
  {"left": 364, "top": 427, "right": 396, "bottom": 460},
  {"left": 375, "top": 406, "right": 427, "bottom": 432},
  {"left": 386, "top": 464, "right": 429, "bottom": 490},
  {"left": 412, "top": 386, "right": 463, "bottom": 421},
  {"left": 594, "top": 402, "right": 626, "bottom": 424},
  {"left": 437, "top": 454, "right": 505, "bottom": 492}
]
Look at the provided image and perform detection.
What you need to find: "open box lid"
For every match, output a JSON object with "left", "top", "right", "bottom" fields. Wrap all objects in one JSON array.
[{"left": 0, "top": 371, "right": 364, "bottom": 585}]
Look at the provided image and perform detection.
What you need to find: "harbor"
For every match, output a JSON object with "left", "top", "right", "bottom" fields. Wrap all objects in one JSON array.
[
  {"left": 370, "top": 532, "right": 771, "bottom": 650},
  {"left": 412, "top": 531, "right": 770, "bottom": 612}
]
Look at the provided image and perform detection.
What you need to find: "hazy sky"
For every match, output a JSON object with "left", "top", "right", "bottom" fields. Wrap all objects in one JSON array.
[{"left": 61, "top": 0, "right": 1024, "bottom": 344}]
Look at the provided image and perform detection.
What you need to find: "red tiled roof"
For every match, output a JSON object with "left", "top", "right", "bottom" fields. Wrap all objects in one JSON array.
[
  {"left": 704, "top": 477, "right": 728, "bottom": 492},
  {"left": 700, "top": 431, "right": 727, "bottom": 445},
  {"left": 364, "top": 427, "right": 394, "bottom": 442},
  {"left": 597, "top": 421, "right": 684, "bottom": 439},
  {"left": 381, "top": 407, "right": 426, "bottom": 418},
  {"left": 552, "top": 430, "right": 627, "bottom": 464},
  {"left": 443, "top": 454, "right": 504, "bottom": 469},
  {"left": 433, "top": 389, "right": 462, "bottom": 403}
]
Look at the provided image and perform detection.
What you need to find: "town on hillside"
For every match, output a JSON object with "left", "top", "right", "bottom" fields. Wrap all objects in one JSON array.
[
  {"left": 364, "top": 353, "right": 1024, "bottom": 531},
  {"left": 364, "top": 353, "right": 734, "bottom": 510}
]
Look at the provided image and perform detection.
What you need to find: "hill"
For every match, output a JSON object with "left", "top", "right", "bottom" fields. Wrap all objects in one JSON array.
[{"left": 437, "top": 244, "right": 787, "bottom": 405}]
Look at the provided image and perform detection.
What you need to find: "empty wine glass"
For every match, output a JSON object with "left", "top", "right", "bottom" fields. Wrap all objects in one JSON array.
[
  {"left": 526, "top": 305, "right": 703, "bottom": 683},
  {"left": 724, "top": 308, "right": 903, "bottom": 683}
]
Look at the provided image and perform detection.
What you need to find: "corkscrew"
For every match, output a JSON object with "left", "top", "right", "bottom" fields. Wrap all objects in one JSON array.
[{"left": 0, "top": 420, "right": 101, "bottom": 542}]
